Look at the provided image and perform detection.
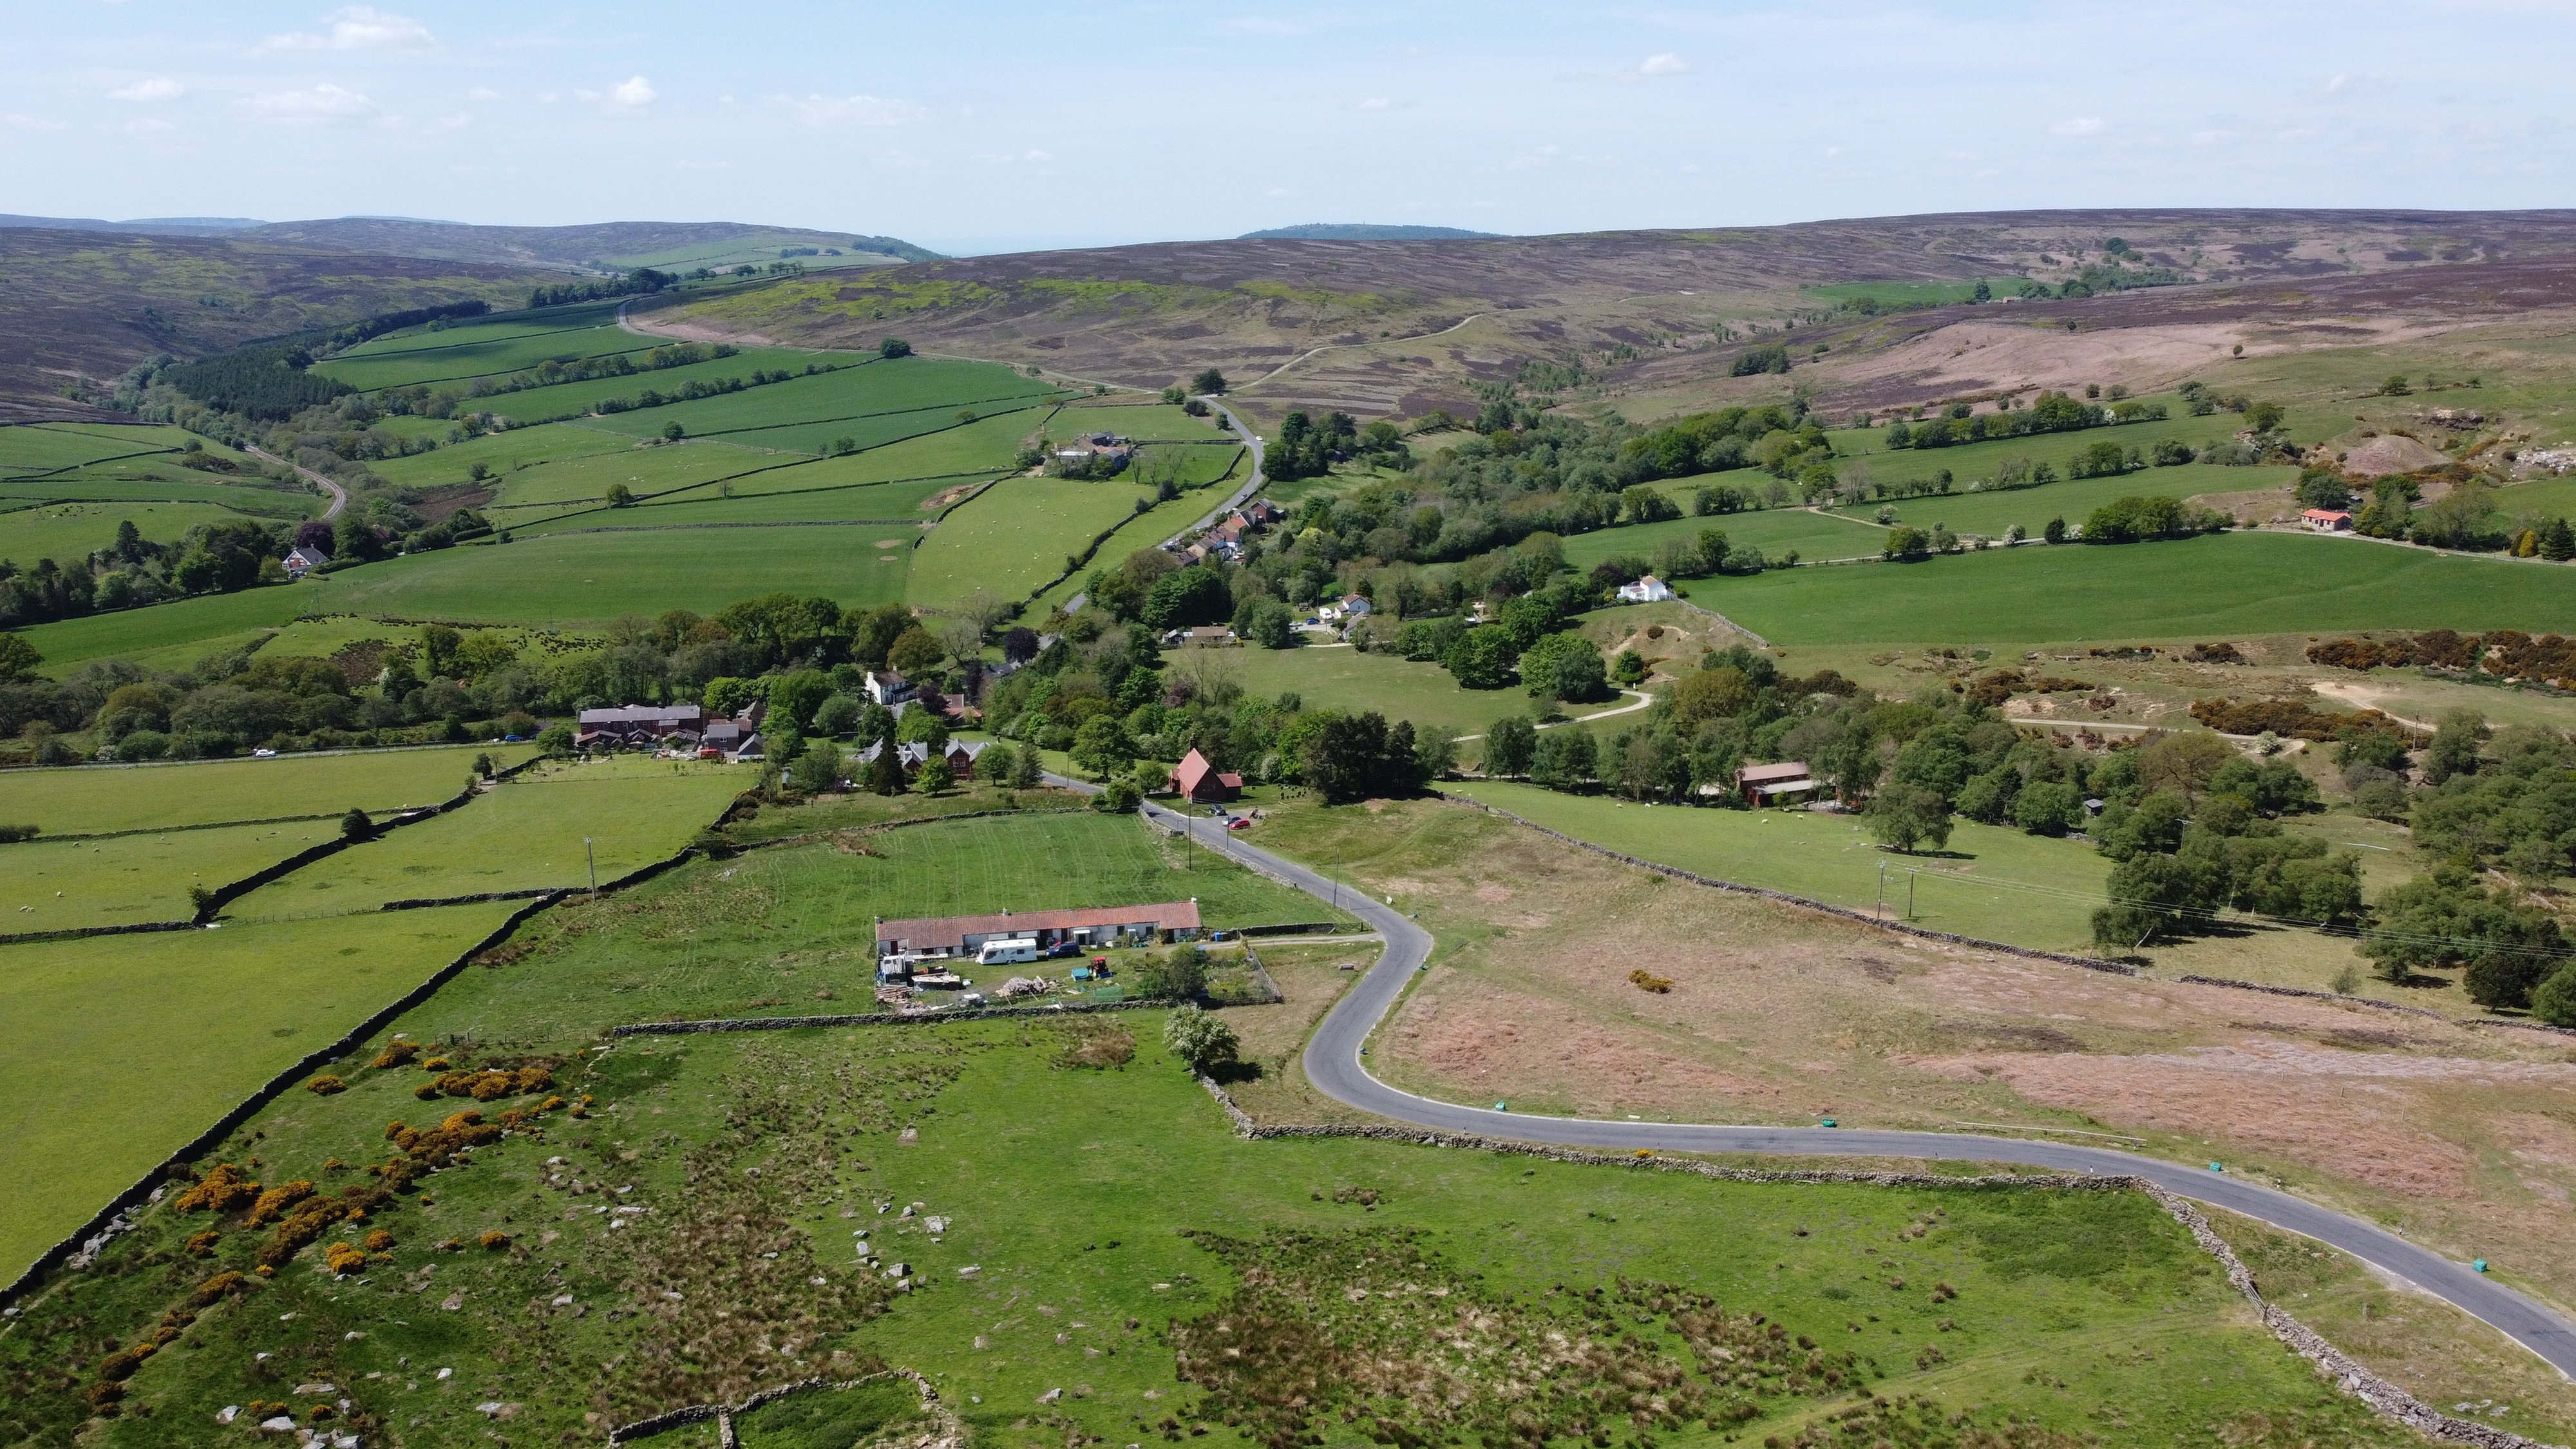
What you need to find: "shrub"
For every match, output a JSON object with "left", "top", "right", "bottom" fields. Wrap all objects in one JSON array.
[
  {"left": 1628, "top": 968, "right": 1674, "bottom": 994},
  {"left": 190, "top": 1269, "right": 250, "bottom": 1305},
  {"left": 185, "top": 1231, "right": 222, "bottom": 1256},
  {"left": 1161, "top": 1005, "right": 1241, "bottom": 1073},
  {"left": 480, "top": 1230, "right": 511, "bottom": 1250},
  {"left": 363, "top": 1228, "right": 395, "bottom": 1252},
  {"left": 247, "top": 1181, "right": 316, "bottom": 1226},
  {"left": 95, "top": 1350, "right": 142, "bottom": 1383},
  {"left": 325, "top": 1242, "right": 368, "bottom": 1274},
  {"left": 175, "top": 1162, "right": 260, "bottom": 1213},
  {"left": 305, "top": 1075, "right": 346, "bottom": 1095},
  {"left": 1054, "top": 1021, "right": 1138, "bottom": 1070},
  {"left": 370, "top": 1039, "right": 422, "bottom": 1070},
  {"left": 340, "top": 807, "right": 375, "bottom": 841}
]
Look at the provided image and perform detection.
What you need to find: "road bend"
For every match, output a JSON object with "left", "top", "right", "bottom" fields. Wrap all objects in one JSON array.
[
  {"left": 1051, "top": 779, "right": 2576, "bottom": 1378},
  {"left": 244, "top": 444, "right": 346, "bottom": 520}
]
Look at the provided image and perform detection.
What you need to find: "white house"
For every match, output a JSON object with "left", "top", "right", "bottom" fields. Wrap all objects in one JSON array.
[
  {"left": 865, "top": 670, "right": 916, "bottom": 706},
  {"left": 1616, "top": 574, "right": 1675, "bottom": 603},
  {"left": 281, "top": 547, "right": 328, "bottom": 581}
]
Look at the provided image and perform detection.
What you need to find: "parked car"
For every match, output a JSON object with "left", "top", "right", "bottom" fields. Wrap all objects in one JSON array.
[{"left": 251, "top": 748, "right": 277, "bottom": 759}]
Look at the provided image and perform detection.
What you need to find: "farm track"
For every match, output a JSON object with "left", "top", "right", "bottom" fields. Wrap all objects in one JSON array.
[{"left": 1040, "top": 774, "right": 2576, "bottom": 1379}]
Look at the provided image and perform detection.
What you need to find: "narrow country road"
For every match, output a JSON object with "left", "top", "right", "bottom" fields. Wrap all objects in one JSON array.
[
  {"left": 1165, "top": 395, "right": 1265, "bottom": 546},
  {"left": 245, "top": 444, "right": 345, "bottom": 520},
  {"left": 1046, "top": 776, "right": 2576, "bottom": 1378},
  {"left": 1453, "top": 689, "right": 1651, "bottom": 743}
]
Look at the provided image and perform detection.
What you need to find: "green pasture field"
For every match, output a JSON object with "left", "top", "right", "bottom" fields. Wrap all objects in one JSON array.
[
  {"left": 229, "top": 755, "right": 744, "bottom": 922},
  {"left": 514, "top": 475, "right": 971, "bottom": 535},
  {"left": 0, "top": 744, "right": 530, "bottom": 835},
  {"left": 365, "top": 421, "right": 637, "bottom": 491},
  {"left": 1824, "top": 464, "right": 2304, "bottom": 538},
  {"left": 650, "top": 395, "right": 1059, "bottom": 460},
  {"left": 10, "top": 958, "right": 2414, "bottom": 1449},
  {"left": 475, "top": 436, "right": 813, "bottom": 511},
  {"left": 315, "top": 527, "right": 918, "bottom": 626},
  {"left": 1803, "top": 279, "right": 2007, "bottom": 307},
  {"left": 1827, "top": 395, "right": 2348, "bottom": 470},
  {"left": 1151, "top": 441, "right": 1251, "bottom": 486},
  {"left": 1706, "top": 531, "right": 2576, "bottom": 647},
  {"left": 1043, "top": 402, "right": 1229, "bottom": 440},
  {"left": 1219, "top": 644, "right": 1528, "bottom": 741},
  {"left": 1021, "top": 484, "right": 1251, "bottom": 621},
  {"left": 0, "top": 500, "right": 300, "bottom": 565},
  {"left": 456, "top": 349, "right": 840, "bottom": 427},
  {"left": 0, "top": 819, "right": 399, "bottom": 929},
  {"left": 0, "top": 900, "right": 525, "bottom": 1285},
  {"left": 0, "top": 423, "right": 185, "bottom": 476},
  {"left": 312, "top": 303, "right": 634, "bottom": 387},
  {"left": 719, "top": 779, "right": 1088, "bottom": 844},
  {"left": 1564, "top": 505, "right": 1886, "bottom": 570},
  {"left": 0, "top": 478, "right": 312, "bottom": 513},
  {"left": 696, "top": 410, "right": 1048, "bottom": 497},
  {"left": 911, "top": 475, "right": 1153, "bottom": 609},
  {"left": 14, "top": 584, "right": 317, "bottom": 674},
  {"left": 25, "top": 605, "right": 513, "bottom": 680},
  {"left": 1446, "top": 781, "right": 2107, "bottom": 954},
  {"left": 2486, "top": 474, "right": 2576, "bottom": 524},
  {"left": 582, "top": 357, "right": 1059, "bottom": 447}
]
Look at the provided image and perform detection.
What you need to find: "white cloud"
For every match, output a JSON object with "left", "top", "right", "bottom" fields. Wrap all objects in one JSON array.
[
  {"left": 240, "top": 82, "right": 372, "bottom": 118},
  {"left": 257, "top": 6, "right": 434, "bottom": 53},
  {"left": 5, "top": 111, "right": 72, "bottom": 131},
  {"left": 1638, "top": 52, "right": 1689, "bottom": 77},
  {"left": 611, "top": 75, "right": 656, "bottom": 107},
  {"left": 109, "top": 77, "right": 182, "bottom": 101},
  {"left": 786, "top": 92, "right": 926, "bottom": 126},
  {"left": 2051, "top": 117, "right": 2105, "bottom": 136},
  {"left": 468, "top": 86, "right": 502, "bottom": 101}
]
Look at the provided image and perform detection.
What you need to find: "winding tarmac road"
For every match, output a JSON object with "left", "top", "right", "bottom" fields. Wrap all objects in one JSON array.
[
  {"left": 245, "top": 444, "right": 346, "bottom": 520},
  {"left": 1098, "top": 789, "right": 2576, "bottom": 1379}
]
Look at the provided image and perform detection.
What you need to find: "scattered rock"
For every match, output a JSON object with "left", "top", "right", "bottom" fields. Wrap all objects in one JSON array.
[
  {"left": 439, "top": 1292, "right": 464, "bottom": 1311},
  {"left": 218, "top": 1406, "right": 242, "bottom": 1425},
  {"left": 1039, "top": 1388, "right": 1063, "bottom": 1405}
]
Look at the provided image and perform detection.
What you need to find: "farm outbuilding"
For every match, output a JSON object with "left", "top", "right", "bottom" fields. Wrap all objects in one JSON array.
[
  {"left": 1170, "top": 748, "right": 1243, "bottom": 803},
  {"left": 875, "top": 901, "right": 1203, "bottom": 969}
]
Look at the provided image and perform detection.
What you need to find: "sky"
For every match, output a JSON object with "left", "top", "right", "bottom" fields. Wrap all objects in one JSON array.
[{"left": 4, "top": 0, "right": 2571, "bottom": 256}]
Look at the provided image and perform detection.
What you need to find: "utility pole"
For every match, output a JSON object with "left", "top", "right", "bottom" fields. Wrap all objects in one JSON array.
[
  {"left": 585, "top": 837, "right": 598, "bottom": 896},
  {"left": 1908, "top": 869, "right": 1917, "bottom": 921},
  {"left": 1875, "top": 860, "right": 1886, "bottom": 920}
]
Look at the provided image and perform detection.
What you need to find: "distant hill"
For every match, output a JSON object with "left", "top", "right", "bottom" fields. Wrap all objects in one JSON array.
[
  {"left": 0, "top": 214, "right": 940, "bottom": 272},
  {"left": 0, "top": 225, "right": 550, "bottom": 422},
  {"left": 1240, "top": 223, "right": 1500, "bottom": 241}
]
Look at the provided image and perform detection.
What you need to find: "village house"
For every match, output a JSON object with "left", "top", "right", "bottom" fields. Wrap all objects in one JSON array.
[
  {"left": 1053, "top": 433, "right": 1133, "bottom": 475},
  {"left": 855, "top": 738, "right": 990, "bottom": 779},
  {"left": 1317, "top": 594, "right": 1372, "bottom": 623},
  {"left": 1616, "top": 574, "right": 1676, "bottom": 603},
  {"left": 1170, "top": 748, "right": 1244, "bottom": 803},
  {"left": 875, "top": 900, "right": 1202, "bottom": 972},
  {"left": 865, "top": 669, "right": 916, "bottom": 706},
  {"left": 2302, "top": 509, "right": 2354, "bottom": 533},
  {"left": 281, "top": 545, "right": 328, "bottom": 581},
  {"left": 1242, "top": 499, "right": 1284, "bottom": 527},
  {"left": 1732, "top": 760, "right": 1817, "bottom": 807}
]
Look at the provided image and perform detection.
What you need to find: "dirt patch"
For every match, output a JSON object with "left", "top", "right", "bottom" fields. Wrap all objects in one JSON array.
[
  {"left": 922, "top": 482, "right": 983, "bottom": 511},
  {"left": 2342, "top": 433, "right": 2450, "bottom": 477},
  {"left": 1262, "top": 794, "right": 2576, "bottom": 1309}
]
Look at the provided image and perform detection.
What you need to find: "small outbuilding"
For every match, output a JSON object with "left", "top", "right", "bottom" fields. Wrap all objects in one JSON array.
[
  {"left": 2301, "top": 509, "right": 2354, "bottom": 533},
  {"left": 1734, "top": 761, "right": 1817, "bottom": 807},
  {"left": 1616, "top": 574, "right": 1676, "bottom": 603}
]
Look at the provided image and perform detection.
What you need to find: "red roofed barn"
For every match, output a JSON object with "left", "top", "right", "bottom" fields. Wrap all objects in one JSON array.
[{"left": 1170, "top": 748, "right": 1243, "bottom": 804}]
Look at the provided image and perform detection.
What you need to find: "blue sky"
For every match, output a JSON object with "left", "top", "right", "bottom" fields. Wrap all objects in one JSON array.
[{"left": 4, "top": 1, "right": 2570, "bottom": 255}]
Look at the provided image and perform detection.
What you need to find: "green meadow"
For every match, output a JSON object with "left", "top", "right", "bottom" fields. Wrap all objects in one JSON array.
[
  {"left": 317, "top": 526, "right": 920, "bottom": 624},
  {"left": 911, "top": 475, "right": 1154, "bottom": 608},
  {"left": 310, "top": 301, "right": 638, "bottom": 389},
  {"left": 0, "top": 500, "right": 313, "bottom": 566},
  {"left": 1823, "top": 465, "right": 2303, "bottom": 538},
  {"left": 457, "top": 348, "right": 836, "bottom": 426},
  {"left": 228, "top": 755, "right": 746, "bottom": 921},
  {"left": 0, "top": 901, "right": 527, "bottom": 1286},
  {"left": 0, "top": 422, "right": 190, "bottom": 477},
  {"left": 15, "top": 585, "right": 319, "bottom": 673},
  {"left": 1706, "top": 530, "right": 2576, "bottom": 647},
  {"left": 0, "top": 744, "right": 516, "bottom": 835},
  {"left": 365, "top": 421, "right": 638, "bottom": 491},
  {"left": 1445, "top": 780, "right": 2107, "bottom": 954},
  {"left": 476, "top": 436, "right": 814, "bottom": 511},
  {"left": 1221, "top": 644, "right": 1533, "bottom": 741},
  {"left": 580, "top": 357, "right": 1059, "bottom": 448},
  {"left": 1565, "top": 504, "right": 1887, "bottom": 570},
  {"left": 513, "top": 473, "right": 965, "bottom": 535},
  {"left": 1044, "top": 402, "right": 1230, "bottom": 440}
]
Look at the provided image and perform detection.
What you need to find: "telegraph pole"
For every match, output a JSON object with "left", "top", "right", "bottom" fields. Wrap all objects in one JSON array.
[
  {"left": 586, "top": 837, "right": 598, "bottom": 896},
  {"left": 1908, "top": 869, "right": 1917, "bottom": 921},
  {"left": 1875, "top": 860, "right": 1886, "bottom": 920}
]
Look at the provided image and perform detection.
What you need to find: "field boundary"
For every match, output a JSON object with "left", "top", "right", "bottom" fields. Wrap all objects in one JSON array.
[
  {"left": 0, "top": 816, "right": 714, "bottom": 1312},
  {"left": 609, "top": 996, "right": 1166, "bottom": 1036},
  {"left": 2173, "top": 973, "right": 2449, "bottom": 1019},
  {"left": 1191, "top": 1074, "right": 2556, "bottom": 1449},
  {"left": 726, "top": 804, "right": 1090, "bottom": 853},
  {"left": 192, "top": 755, "right": 548, "bottom": 923},
  {"left": 0, "top": 918, "right": 198, "bottom": 948},
  {"left": 383, "top": 887, "right": 565, "bottom": 910},
  {"left": 1430, "top": 790, "right": 2139, "bottom": 975},
  {"left": 2, "top": 810, "right": 358, "bottom": 844}
]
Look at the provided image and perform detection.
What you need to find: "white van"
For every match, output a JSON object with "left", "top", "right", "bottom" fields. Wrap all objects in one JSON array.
[{"left": 975, "top": 938, "right": 1040, "bottom": 967}]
